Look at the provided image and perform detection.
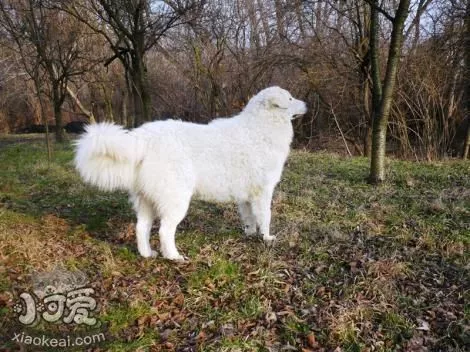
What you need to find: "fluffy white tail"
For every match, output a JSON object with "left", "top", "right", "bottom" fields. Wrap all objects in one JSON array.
[{"left": 74, "top": 123, "right": 142, "bottom": 191}]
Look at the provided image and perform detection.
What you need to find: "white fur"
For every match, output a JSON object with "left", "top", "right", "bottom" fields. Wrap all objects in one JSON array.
[{"left": 74, "top": 87, "right": 307, "bottom": 260}]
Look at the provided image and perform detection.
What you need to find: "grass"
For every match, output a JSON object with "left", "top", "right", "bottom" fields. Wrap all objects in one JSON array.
[{"left": 0, "top": 136, "right": 469, "bottom": 351}]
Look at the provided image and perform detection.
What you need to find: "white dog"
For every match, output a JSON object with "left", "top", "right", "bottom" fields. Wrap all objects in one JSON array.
[{"left": 74, "top": 87, "right": 307, "bottom": 260}]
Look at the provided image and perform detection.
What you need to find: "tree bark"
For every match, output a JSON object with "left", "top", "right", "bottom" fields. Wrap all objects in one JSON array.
[
  {"left": 368, "top": 0, "right": 410, "bottom": 184},
  {"left": 257, "top": 0, "right": 271, "bottom": 43},
  {"left": 101, "top": 84, "right": 114, "bottom": 122},
  {"left": 52, "top": 83, "right": 64, "bottom": 142},
  {"left": 121, "top": 91, "right": 128, "bottom": 127},
  {"left": 33, "top": 78, "right": 52, "bottom": 162},
  {"left": 129, "top": 35, "right": 151, "bottom": 126},
  {"left": 294, "top": 0, "right": 305, "bottom": 40},
  {"left": 462, "top": 0, "right": 470, "bottom": 159},
  {"left": 364, "top": 125, "right": 372, "bottom": 157},
  {"left": 461, "top": 120, "right": 469, "bottom": 159},
  {"left": 368, "top": 0, "right": 382, "bottom": 172},
  {"left": 274, "top": 0, "right": 285, "bottom": 40},
  {"left": 363, "top": 71, "right": 372, "bottom": 157},
  {"left": 130, "top": 64, "right": 151, "bottom": 127},
  {"left": 245, "top": 0, "right": 261, "bottom": 50}
]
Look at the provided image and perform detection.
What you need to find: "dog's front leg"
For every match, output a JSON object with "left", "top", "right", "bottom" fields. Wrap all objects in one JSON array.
[
  {"left": 252, "top": 189, "right": 276, "bottom": 243},
  {"left": 238, "top": 201, "right": 257, "bottom": 236}
]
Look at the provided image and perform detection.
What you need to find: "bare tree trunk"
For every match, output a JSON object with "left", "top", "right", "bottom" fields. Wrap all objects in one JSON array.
[
  {"left": 463, "top": 120, "right": 470, "bottom": 159},
  {"left": 101, "top": 84, "right": 114, "bottom": 122},
  {"left": 121, "top": 90, "right": 128, "bottom": 126},
  {"left": 368, "top": 0, "right": 382, "bottom": 165},
  {"left": 369, "top": 0, "right": 410, "bottom": 184},
  {"left": 257, "top": 0, "right": 271, "bottom": 43},
  {"left": 245, "top": 0, "right": 260, "bottom": 50},
  {"left": 351, "top": 0, "right": 372, "bottom": 157},
  {"left": 274, "top": 0, "right": 285, "bottom": 40},
  {"left": 130, "top": 51, "right": 151, "bottom": 127},
  {"left": 52, "top": 83, "right": 64, "bottom": 142},
  {"left": 33, "top": 79, "right": 52, "bottom": 162},
  {"left": 462, "top": 0, "right": 470, "bottom": 159},
  {"left": 294, "top": 0, "right": 305, "bottom": 40},
  {"left": 363, "top": 74, "right": 372, "bottom": 157},
  {"left": 406, "top": 0, "right": 432, "bottom": 52}
]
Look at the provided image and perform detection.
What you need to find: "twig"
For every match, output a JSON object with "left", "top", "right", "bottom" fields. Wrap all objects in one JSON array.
[{"left": 330, "top": 106, "right": 352, "bottom": 157}]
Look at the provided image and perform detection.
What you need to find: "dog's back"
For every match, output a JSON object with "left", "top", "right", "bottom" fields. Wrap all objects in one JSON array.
[{"left": 132, "top": 114, "right": 291, "bottom": 202}]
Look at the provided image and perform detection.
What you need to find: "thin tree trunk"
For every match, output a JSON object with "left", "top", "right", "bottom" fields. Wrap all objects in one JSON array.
[
  {"left": 245, "top": 0, "right": 260, "bottom": 50},
  {"left": 368, "top": 0, "right": 382, "bottom": 172},
  {"left": 462, "top": 0, "right": 470, "bottom": 159},
  {"left": 33, "top": 79, "right": 52, "bottom": 162},
  {"left": 52, "top": 84, "right": 64, "bottom": 142},
  {"left": 363, "top": 75, "right": 372, "bottom": 157},
  {"left": 131, "top": 77, "right": 143, "bottom": 127},
  {"left": 355, "top": 1, "right": 371, "bottom": 157},
  {"left": 369, "top": 0, "right": 410, "bottom": 183},
  {"left": 257, "top": 0, "right": 271, "bottom": 43},
  {"left": 130, "top": 52, "right": 151, "bottom": 127},
  {"left": 294, "top": 0, "right": 305, "bottom": 40},
  {"left": 121, "top": 91, "right": 128, "bottom": 127},
  {"left": 364, "top": 125, "right": 372, "bottom": 157},
  {"left": 369, "top": 0, "right": 382, "bottom": 115},
  {"left": 101, "top": 84, "right": 114, "bottom": 122},
  {"left": 124, "top": 69, "right": 134, "bottom": 128},
  {"left": 274, "top": 0, "right": 285, "bottom": 40},
  {"left": 463, "top": 120, "right": 470, "bottom": 159},
  {"left": 406, "top": 0, "right": 432, "bottom": 52}
]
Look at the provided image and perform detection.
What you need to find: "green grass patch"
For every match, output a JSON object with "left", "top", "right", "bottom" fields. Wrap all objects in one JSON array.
[{"left": 0, "top": 138, "right": 468, "bottom": 351}]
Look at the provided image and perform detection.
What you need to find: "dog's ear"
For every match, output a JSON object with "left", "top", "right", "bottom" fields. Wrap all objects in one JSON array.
[{"left": 265, "top": 96, "right": 288, "bottom": 110}]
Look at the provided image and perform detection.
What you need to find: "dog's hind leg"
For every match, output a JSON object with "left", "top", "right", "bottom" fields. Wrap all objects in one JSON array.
[
  {"left": 157, "top": 193, "right": 191, "bottom": 261},
  {"left": 132, "top": 195, "right": 157, "bottom": 258},
  {"left": 238, "top": 201, "right": 257, "bottom": 236}
]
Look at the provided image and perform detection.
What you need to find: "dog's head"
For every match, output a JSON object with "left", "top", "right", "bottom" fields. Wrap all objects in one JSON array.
[{"left": 245, "top": 86, "right": 307, "bottom": 121}]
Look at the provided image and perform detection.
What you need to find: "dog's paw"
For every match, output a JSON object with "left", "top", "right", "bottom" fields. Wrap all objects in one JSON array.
[
  {"left": 164, "top": 253, "right": 187, "bottom": 262},
  {"left": 244, "top": 229, "right": 257, "bottom": 237},
  {"left": 141, "top": 250, "right": 158, "bottom": 258},
  {"left": 243, "top": 225, "right": 257, "bottom": 237},
  {"left": 263, "top": 234, "right": 277, "bottom": 245}
]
